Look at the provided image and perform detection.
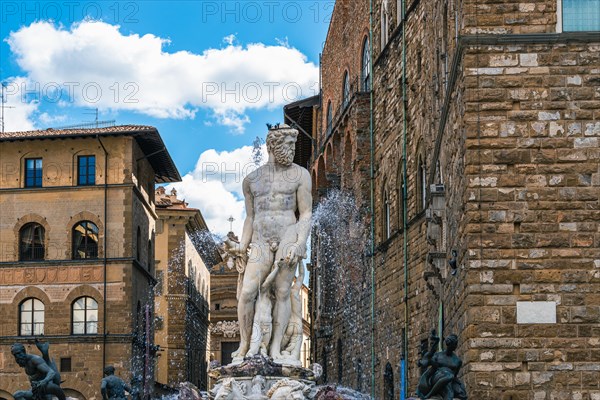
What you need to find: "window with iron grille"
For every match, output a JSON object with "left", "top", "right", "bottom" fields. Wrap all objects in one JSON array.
[
  {"left": 19, "top": 223, "right": 45, "bottom": 261},
  {"left": 72, "top": 221, "right": 99, "bottom": 259}
]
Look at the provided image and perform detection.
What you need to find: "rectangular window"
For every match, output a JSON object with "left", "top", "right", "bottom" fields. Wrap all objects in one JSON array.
[
  {"left": 78, "top": 155, "right": 96, "bottom": 185},
  {"left": 25, "top": 158, "right": 43, "bottom": 188},
  {"left": 60, "top": 357, "right": 72, "bottom": 372},
  {"left": 563, "top": 0, "right": 600, "bottom": 31}
]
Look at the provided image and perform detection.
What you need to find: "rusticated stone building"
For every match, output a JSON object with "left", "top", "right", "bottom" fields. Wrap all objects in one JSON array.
[
  {"left": 0, "top": 125, "right": 180, "bottom": 400},
  {"left": 310, "top": 0, "right": 599, "bottom": 398},
  {"left": 154, "top": 187, "right": 219, "bottom": 391}
]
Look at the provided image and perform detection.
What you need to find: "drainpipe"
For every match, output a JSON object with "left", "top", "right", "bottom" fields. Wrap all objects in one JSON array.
[
  {"left": 368, "top": 0, "right": 375, "bottom": 397},
  {"left": 401, "top": 0, "right": 409, "bottom": 396},
  {"left": 96, "top": 135, "right": 109, "bottom": 370}
]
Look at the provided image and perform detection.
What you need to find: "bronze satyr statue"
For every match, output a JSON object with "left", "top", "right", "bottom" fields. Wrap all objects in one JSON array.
[
  {"left": 12, "top": 341, "right": 66, "bottom": 400},
  {"left": 417, "top": 333, "right": 467, "bottom": 400},
  {"left": 101, "top": 366, "right": 131, "bottom": 400}
]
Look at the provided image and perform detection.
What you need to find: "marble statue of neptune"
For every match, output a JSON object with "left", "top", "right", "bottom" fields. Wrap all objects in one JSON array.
[{"left": 230, "top": 124, "right": 312, "bottom": 364}]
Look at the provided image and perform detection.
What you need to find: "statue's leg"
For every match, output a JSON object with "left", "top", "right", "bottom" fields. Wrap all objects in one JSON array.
[
  {"left": 233, "top": 243, "right": 272, "bottom": 359},
  {"left": 44, "top": 383, "right": 65, "bottom": 400},
  {"left": 13, "top": 390, "right": 34, "bottom": 400},
  {"left": 270, "top": 256, "right": 296, "bottom": 360}
]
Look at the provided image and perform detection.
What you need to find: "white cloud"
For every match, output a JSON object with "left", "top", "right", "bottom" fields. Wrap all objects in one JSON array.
[
  {"left": 38, "top": 112, "right": 67, "bottom": 125},
  {"left": 167, "top": 144, "right": 266, "bottom": 236},
  {"left": 1, "top": 77, "right": 39, "bottom": 132},
  {"left": 6, "top": 21, "right": 319, "bottom": 132}
]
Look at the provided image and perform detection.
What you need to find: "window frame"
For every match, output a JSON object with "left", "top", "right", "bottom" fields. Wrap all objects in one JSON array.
[
  {"left": 381, "top": 0, "right": 389, "bottom": 50},
  {"left": 19, "top": 223, "right": 45, "bottom": 261},
  {"left": 72, "top": 221, "right": 99, "bottom": 259},
  {"left": 342, "top": 71, "right": 351, "bottom": 108},
  {"left": 19, "top": 298, "right": 45, "bottom": 336},
  {"left": 71, "top": 296, "right": 99, "bottom": 335},
  {"left": 383, "top": 189, "right": 391, "bottom": 240},
  {"left": 417, "top": 157, "right": 427, "bottom": 212},
  {"left": 361, "top": 37, "right": 371, "bottom": 92},
  {"left": 24, "top": 158, "right": 43, "bottom": 188},
  {"left": 560, "top": 0, "right": 600, "bottom": 32},
  {"left": 77, "top": 155, "right": 96, "bottom": 186},
  {"left": 326, "top": 101, "right": 333, "bottom": 136}
]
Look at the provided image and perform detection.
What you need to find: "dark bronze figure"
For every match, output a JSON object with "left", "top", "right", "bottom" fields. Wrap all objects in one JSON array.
[
  {"left": 12, "top": 341, "right": 66, "bottom": 400},
  {"left": 417, "top": 333, "right": 467, "bottom": 400},
  {"left": 101, "top": 366, "right": 132, "bottom": 400}
]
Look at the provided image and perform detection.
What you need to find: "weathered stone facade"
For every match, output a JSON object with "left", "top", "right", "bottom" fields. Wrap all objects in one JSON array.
[
  {"left": 0, "top": 126, "right": 180, "bottom": 400},
  {"left": 209, "top": 260, "right": 240, "bottom": 371},
  {"left": 154, "top": 187, "right": 217, "bottom": 391},
  {"left": 310, "top": 0, "right": 599, "bottom": 398}
]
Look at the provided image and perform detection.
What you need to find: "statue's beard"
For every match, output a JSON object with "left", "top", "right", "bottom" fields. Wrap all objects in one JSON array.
[{"left": 273, "top": 146, "right": 294, "bottom": 166}]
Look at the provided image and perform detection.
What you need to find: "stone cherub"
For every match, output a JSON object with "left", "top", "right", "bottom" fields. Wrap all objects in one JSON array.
[
  {"left": 280, "top": 260, "right": 306, "bottom": 364},
  {"left": 417, "top": 333, "right": 467, "bottom": 400},
  {"left": 11, "top": 341, "right": 66, "bottom": 400}
]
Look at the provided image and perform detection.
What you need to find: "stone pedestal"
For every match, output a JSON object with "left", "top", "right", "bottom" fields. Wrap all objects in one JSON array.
[{"left": 209, "top": 355, "right": 318, "bottom": 399}]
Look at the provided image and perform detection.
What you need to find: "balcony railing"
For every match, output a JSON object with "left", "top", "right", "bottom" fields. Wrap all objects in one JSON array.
[{"left": 20, "top": 245, "right": 45, "bottom": 261}]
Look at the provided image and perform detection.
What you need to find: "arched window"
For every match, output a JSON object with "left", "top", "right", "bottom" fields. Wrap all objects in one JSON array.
[
  {"left": 417, "top": 156, "right": 427, "bottom": 212},
  {"left": 19, "top": 223, "right": 45, "bottom": 261},
  {"left": 381, "top": 0, "right": 389, "bottom": 49},
  {"left": 357, "top": 358, "right": 363, "bottom": 392},
  {"left": 72, "top": 221, "right": 99, "bottom": 259},
  {"left": 383, "top": 189, "right": 391, "bottom": 240},
  {"left": 342, "top": 71, "right": 350, "bottom": 108},
  {"left": 19, "top": 298, "right": 44, "bottom": 335},
  {"left": 397, "top": 0, "right": 404, "bottom": 24},
  {"left": 147, "top": 239, "right": 153, "bottom": 271},
  {"left": 398, "top": 162, "right": 405, "bottom": 229},
  {"left": 361, "top": 37, "right": 371, "bottom": 91},
  {"left": 136, "top": 226, "right": 142, "bottom": 261},
  {"left": 384, "top": 362, "right": 394, "bottom": 399},
  {"left": 72, "top": 296, "right": 98, "bottom": 334},
  {"left": 326, "top": 101, "right": 333, "bottom": 135}
]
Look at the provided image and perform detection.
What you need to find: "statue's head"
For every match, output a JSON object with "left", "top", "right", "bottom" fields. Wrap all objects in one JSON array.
[
  {"left": 266, "top": 124, "right": 298, "bottom": 166},
  {"left": 103, "top": 365, "right": 115, "bottom": 376},
  {"left": 11, "top": 343, "right": 27, "bottom": 366},
  {"left": 445, "top": 334, "right": 458, "bottom": 352}
]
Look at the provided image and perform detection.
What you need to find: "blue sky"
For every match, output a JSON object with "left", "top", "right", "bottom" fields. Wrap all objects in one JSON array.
[{"left": 0, "top": 1, "right": 331, "bottom": 234}]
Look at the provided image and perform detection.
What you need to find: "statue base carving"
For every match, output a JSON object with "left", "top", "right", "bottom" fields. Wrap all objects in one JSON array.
[{"left": 209, "top": 355, "right": 319, "bottom": 399}]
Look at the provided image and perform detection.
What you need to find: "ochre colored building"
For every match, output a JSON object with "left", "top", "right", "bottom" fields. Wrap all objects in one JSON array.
[
  {"left": 310, "top": 0, "right": 600, "bottom": 399},
  {"left": 154, "top": 187, "right": 219, "bottom": 391},
  {"left": 0, "top": 125, "right": 180, "bottom": 400}
]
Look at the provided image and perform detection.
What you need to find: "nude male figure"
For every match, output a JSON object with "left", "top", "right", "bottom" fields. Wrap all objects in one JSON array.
[
  {"left": 11, "top": 342, "right": 66, "bottom": 400},
  {"left": 233, "top": 124, "right": 312, "bottom": 362}
]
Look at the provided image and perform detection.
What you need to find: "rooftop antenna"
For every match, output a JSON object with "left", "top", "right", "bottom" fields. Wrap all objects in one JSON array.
[
  {"left": 1, "top": 82, "right": 16, "bottom": 134},
  {"left": 84, "top": 107, "right": 99, "bottom": 128}
]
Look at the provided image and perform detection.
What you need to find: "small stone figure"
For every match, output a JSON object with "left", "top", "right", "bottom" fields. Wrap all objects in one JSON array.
[
  {"left": 11, "top": 341, "right": 66, "bottom": 400},
  {"left": 101, "top": 366, "right": 131, "bottom": 400},
  {"left": 418, "top": 330, "right": 440, "bottom": 375},
  {"left": 416, "top": 334, "right": 467, "bottom": 400}
]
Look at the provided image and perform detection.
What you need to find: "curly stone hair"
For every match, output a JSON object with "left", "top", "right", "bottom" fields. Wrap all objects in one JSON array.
[{"left": 266, "top": 124, "right": 298, "bottom": 154}]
